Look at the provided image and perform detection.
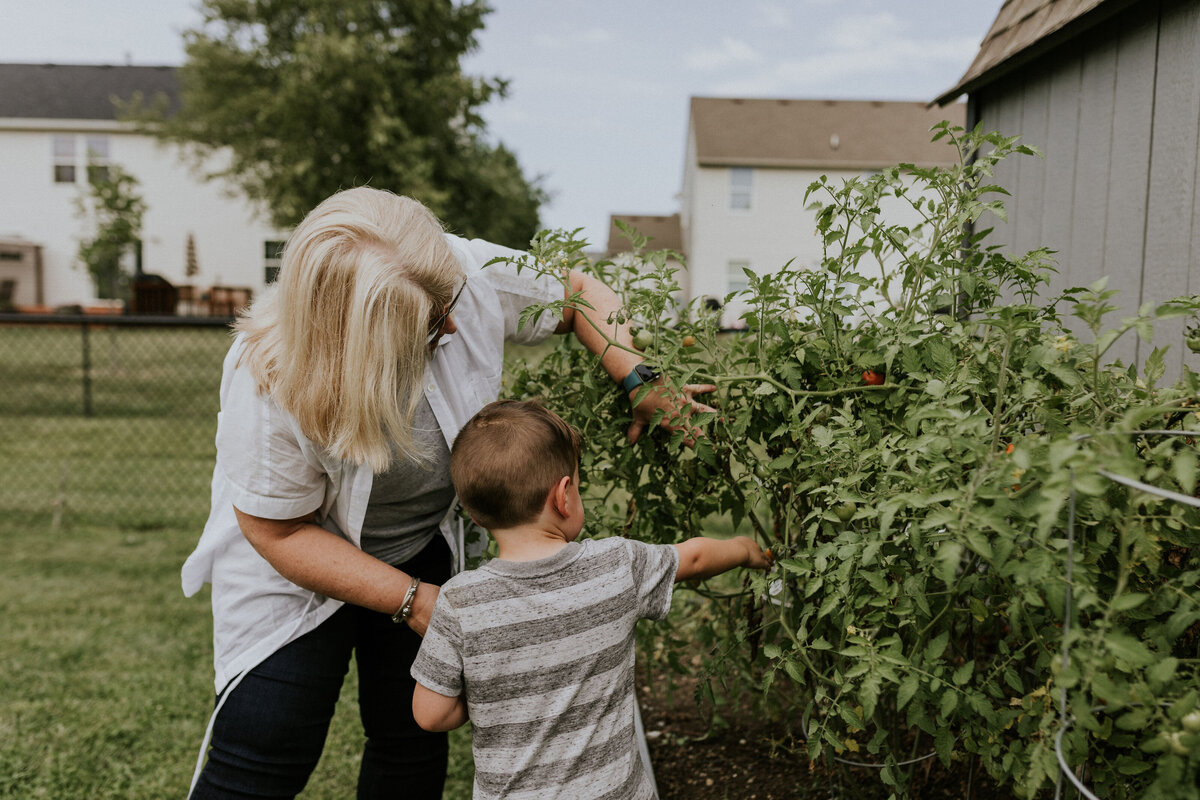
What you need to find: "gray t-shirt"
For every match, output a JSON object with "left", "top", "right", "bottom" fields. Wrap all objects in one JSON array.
[
  {"left": 411, "top": 536, "right": 678, "bottom": 800},
  {"left": 360, "top": 395, "right": 454, "bottom": 566}
]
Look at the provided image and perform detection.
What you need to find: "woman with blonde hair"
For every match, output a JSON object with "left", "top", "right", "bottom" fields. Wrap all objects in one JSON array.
[{"left": 181, "top": 186, "right": 712, "bottom": 799}]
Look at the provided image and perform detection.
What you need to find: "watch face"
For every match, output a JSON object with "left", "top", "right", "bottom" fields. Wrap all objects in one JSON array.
[{"left": 635, "top": 364, "right": 660, "bottom": 382}]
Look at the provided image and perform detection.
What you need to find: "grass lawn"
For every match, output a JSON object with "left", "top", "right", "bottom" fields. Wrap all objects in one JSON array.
[{"left": 0, "top": 521, "right": 475, "bottom": 799}]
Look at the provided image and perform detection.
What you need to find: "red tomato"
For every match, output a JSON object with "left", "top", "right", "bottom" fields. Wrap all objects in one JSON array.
[{"left": 862, "top": 370, "right": 884, "bottom": 386}]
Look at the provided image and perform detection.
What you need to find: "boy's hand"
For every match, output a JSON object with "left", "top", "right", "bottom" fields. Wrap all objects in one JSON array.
[{"left": 736, "top": 536, "right": 772, "bottom": 570}]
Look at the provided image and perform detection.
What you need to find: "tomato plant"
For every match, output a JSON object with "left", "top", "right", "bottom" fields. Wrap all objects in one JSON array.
[{"left": 505, "top": 125, "right": 1200, "bottom": 798}]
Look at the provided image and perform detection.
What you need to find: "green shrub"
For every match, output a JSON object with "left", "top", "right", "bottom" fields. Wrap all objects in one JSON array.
[{"left": 505, "top": 125, "right": 1200, "bottom": 798}]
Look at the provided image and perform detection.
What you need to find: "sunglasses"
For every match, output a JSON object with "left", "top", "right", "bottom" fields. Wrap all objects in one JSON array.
[{"left": 427, "top": 279, "right": 466, "bottom": 344}]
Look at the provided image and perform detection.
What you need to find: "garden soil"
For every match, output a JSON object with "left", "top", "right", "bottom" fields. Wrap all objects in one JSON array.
[{"left": 638, "top": 672, "right": 1021, "bottom": 800}]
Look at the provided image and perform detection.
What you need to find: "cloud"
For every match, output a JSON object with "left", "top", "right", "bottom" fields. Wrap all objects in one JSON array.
[
  {"left": 685, "top": 37, "right": 764, "bottom": 71},
  {"left": 752, "top": 1, "right": 794, "bottom": 30},
  {"left": 705, "top": 13, "right": 979, "bottom": 97},
  {"left": 532, "top": 26, "right": 613, "bottom": 49},
  {"left": 579, "top": 27, "right": 613, "bottom": 44}
]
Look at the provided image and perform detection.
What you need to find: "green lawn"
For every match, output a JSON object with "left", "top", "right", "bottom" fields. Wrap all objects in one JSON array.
[
  {"left": 0, "top": 519, "right": 475, "bottom": 799},
  {"left": 0, "top": 323, "right": 485, "bottom": 798}
]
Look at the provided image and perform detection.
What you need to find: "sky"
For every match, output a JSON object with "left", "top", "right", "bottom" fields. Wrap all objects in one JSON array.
[{"left": 0, "top": 0, "right": 999, "bottom": 248}]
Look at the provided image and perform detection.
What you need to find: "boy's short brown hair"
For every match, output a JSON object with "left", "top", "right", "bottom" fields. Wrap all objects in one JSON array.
[{"left": 450, "top": 400, "right": 582, "bottom": 531}]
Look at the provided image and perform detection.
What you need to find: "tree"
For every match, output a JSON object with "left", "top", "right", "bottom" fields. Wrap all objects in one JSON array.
[
  {"left": 75, "top": 164, "right": 147, "bottom": 301},
  {"left": 185, "top": 232, "right": 200, "bottom": 280},
  {"left": 132, "top": 0, "right": 545, "bottom": 248}
]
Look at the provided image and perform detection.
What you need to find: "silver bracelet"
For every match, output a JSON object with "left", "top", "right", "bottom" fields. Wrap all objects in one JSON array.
[{"left": 391, "top": 576, "right": 421, "bottom": 624}]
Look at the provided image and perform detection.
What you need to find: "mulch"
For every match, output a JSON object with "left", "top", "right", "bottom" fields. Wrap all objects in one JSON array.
[{"left": 638, "top": 674, "right": 1020, "bottom": 800}]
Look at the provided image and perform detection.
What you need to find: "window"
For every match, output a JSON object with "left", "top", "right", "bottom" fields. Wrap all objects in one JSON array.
[
  {"left": 53, "top": 136, "right": 76, "bottom": 183},
  {"left": 85, "top": 136, "right": 110, "bottom": 183},
  {"left": 264, "top": 240, "right": 285, "bottom": 283},
  {"left": 730, "top": 167, "right": 752, "bottom": 210},
  {"left": 727, "top": 259, "right": 751, "bottom": 294}
]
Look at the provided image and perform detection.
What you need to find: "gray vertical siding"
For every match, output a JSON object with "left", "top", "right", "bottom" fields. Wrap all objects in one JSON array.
[
  {"left": 1014, "top": 73, "right": 1051, "bottom": 259},
  {"left": 985, "top": 89, "right": 1025, "bottom": 248},
  {"left": 1042, "top": 42, "right": 1082, "bottom": 286},
  {"left": 1143, "top": 0, "right": 1200, "bottom": 368},
  {"left": 1068, "top": 29, "right": 1118, "bottom": 294},
  {"left": 973, "top": 0, "right": 1200, "bottom": 378}
]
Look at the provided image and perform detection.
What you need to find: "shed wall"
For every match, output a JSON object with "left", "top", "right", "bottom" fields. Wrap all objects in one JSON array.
[{"left": 973, "top": 0, "right": 1200, "bottom": 377}]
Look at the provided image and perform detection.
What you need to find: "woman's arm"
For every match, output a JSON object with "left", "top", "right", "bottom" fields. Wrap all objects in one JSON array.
[
  {"left": 412, "top": 684, "right": 468, "bottom": 732},
  {"left": 235, "top": 507, "right": 439, "bottom": 635},
  {"left": 555, "top": 269, "right": 716, "bottom": 443}
]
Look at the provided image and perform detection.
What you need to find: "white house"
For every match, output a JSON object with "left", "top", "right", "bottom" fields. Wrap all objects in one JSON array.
[
  {"left": 0, "top": 63, "right": 286, "bottom": 312},
  {"left": 609, "top": 98, "right": 965, "bottom": 325}
]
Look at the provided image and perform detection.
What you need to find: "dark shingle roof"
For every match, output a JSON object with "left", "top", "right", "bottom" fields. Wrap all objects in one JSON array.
[
  {"left": 606, "top": 214, "right": 683, "bottom": 256},
  {"left": 934, "top": 0, "right": 1142, "bottom": 105},
  {"left": 0, "top": 63, "right": 179, "bottom": 120},
  {"left": 690, "top": 98, "right": 965, "bottom": 170}
]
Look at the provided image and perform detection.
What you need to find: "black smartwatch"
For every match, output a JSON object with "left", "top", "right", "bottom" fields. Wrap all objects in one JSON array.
[{"left": 620, "top": 363, "right": 661, "bottom": 395}]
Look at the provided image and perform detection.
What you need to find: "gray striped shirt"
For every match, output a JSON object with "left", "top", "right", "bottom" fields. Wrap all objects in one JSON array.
[{"left": 411, "top": 537, "right": 678, "bottom": 799}]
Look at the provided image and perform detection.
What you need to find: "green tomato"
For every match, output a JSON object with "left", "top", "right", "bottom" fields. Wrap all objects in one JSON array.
[
  {"left": 1161, "top": 731, "right": 1189, "bottom": 757},
  {"left": 632, "top": 330, "right": 654, "bottom": 351},
  {"left": 1187, "top": 334, "right": 1200, "bottom": 354},
  {"left": 834, "top": 502, "right": 856, "bottom": 523},
  {"left": 1182, "top": 710, "right": 1200, "bottom": 734}
]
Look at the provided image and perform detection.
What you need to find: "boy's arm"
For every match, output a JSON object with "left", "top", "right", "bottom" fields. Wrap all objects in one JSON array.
[
  {"left": 674, "top": 535, "right": 770, "bottom": 582},
  {"left": 413, "top": 683, "right": 468, "bottom": 732}
]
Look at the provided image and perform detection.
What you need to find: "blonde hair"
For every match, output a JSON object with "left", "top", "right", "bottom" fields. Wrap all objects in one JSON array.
[
  {"left": 450, "top": 400, "right": 582, "bottom": 530},
  {"left": 236, "top": 187, "right": 463, "bottom": 472}
]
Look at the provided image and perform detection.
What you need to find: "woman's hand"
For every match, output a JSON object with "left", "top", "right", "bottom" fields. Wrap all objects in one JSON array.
[
  {"left": 626, "top": 380, "right": 717, "bottom": 445},
  {"left": 403, "top": 581, "right": 441, "bottom": 637},
  {"left": 555, "top": 269, "right": 719, "bottom": 446}
]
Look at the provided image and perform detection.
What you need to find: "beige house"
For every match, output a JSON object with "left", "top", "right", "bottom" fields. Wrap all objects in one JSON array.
[
  {"left": 935, "top": 0, "right": 1200, "bottom": 376},
  {"left": 609, "top": 98, "right": 965, "bottom": 326}
]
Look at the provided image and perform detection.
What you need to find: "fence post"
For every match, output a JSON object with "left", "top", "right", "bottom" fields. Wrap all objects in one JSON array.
[{"left": 81, "top": 319, "right": 93, "bottom": 417}]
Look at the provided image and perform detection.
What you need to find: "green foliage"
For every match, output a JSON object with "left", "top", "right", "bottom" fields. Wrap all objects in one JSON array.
[
  {"left": 127, "top": 0, "right": 544, "bottom": 247},
  {"left": 506, "top": 125, "right": 1200, "bottom": 798},
  {"left": 74, "top": 163, "right": 146, "bottom": 300}
]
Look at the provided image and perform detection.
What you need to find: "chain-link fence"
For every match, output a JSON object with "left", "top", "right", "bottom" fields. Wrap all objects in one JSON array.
[{"left": 0, "top": 314, "right": 236, "bottom": 531}]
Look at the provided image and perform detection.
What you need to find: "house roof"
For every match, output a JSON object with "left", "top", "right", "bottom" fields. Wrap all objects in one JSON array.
[
  {"left": 934, "top": 0, "right": 1141, "bottom": 105},
  {"left": 689, "top": 98, "right": 965, "bottom": 170},
  {"left": 606, "top": 214, "right": 683, "bottom": 256},
  {"left": 0, "top": 63, "right": 180, "bottom": 120}
]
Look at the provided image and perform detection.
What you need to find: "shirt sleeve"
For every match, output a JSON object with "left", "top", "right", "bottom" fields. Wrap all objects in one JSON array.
[
  {"left": 623, "top": 539, "right": 679, "bottom": 622},
  {"left": 410, "top": 589, "right": 465, "bottom": 698},
  {"left": 445, "top": 234, "right": 562, "bottom": 346},
  {"left": 214, "top": 356, "right": 327, "bottom": 520}
]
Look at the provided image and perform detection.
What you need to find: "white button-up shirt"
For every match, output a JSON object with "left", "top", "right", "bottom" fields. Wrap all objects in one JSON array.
[{"left": 181, "top": 234, "right": 561, "bottom": 692}]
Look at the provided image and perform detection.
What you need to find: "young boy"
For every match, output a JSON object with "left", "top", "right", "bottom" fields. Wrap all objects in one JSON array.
[{"left": 411, "top": 399, "right": 770, "bottom": 799}]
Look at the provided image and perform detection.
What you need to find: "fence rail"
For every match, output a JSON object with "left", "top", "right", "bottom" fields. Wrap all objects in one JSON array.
[{"left": 1, "top": 314, "right": 237, "bottom": 530}]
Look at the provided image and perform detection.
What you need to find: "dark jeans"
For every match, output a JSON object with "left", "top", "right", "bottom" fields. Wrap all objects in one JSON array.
[{"left": 191, "top": 536, "right": 453, "bottom": 800}]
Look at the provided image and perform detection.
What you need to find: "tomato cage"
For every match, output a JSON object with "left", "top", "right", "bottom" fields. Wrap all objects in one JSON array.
[{"left": 1053, "top": 430, "right": 1200, "bottom": 800}]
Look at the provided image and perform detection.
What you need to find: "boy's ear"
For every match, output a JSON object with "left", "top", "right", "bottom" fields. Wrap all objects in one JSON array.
[{"left": 548, "top": 475, "right": 572, "bottom": 518}]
